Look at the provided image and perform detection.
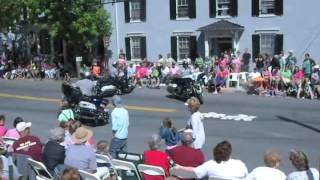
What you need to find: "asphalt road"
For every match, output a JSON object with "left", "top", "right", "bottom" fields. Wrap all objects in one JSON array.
[{"left": 0, "top": 79, "right": 320, "bottom": 174}]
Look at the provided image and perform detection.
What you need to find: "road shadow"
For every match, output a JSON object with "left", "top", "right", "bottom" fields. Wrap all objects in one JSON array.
[
  {"left": 277, "top": 116, "right": 320, "bottom": 133},
  {"left": 165, "top": 94, "right": 186, "bottom": 103}
]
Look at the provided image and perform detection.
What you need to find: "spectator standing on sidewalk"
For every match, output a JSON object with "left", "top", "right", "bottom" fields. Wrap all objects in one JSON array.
[
  {"left": 241, "top": 48, "right": 251, "bottom": 72},
  {"left": 109, "top": 95, "right": 129, "bottom": 158},
  {"left": 185, "top": 97, "right": 205, "bottom": 149}
]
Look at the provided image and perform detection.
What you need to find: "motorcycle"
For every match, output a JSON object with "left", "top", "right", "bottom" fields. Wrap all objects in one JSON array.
[
  {"left": 62, "top": 83, "right": 110, "bottom": 126},
  {"left": 167, "top": 77, "right": 204, "bottom": 104},
  {"left": 94, "top": 76, "right": 135, "bottom": 97}
]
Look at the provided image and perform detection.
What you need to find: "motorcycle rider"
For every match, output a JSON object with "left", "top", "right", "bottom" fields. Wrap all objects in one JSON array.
[{"left": 73, "top": 71, "right": 96, "bottom": 97}]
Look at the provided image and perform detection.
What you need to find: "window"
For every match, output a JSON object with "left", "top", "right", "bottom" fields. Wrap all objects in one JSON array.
[
  {"left": 252, "top": 0, "right": 283, "bottom": 17},
  {"left": 171, "top": 35, "right": 197, "bottom": 62},
  {"left": 209, "top": 0, "right": 238, "bottom": 18},
  {"left": 178, "top": 36, "right": 190, "bottom": 60},
  {"left": 260, "top": 0, "right": 275, "bottom": 15},
  {"left": 177, "top": 0, "right": 189, "bottom": 18},
  {"left": 130, "top": 1, "right": 141, "bottom": 21},
  {"left": 260, "top": 34, "right": 275, "bottom": 55},
  {"left": 217, "top": 0, "right": 231, "bottom": 16},
  {"left": 131, "top": 37, "right": 141, "bottom": 60},
  {"left": 252, "top": 33, "right": 283, "bottom": 59},
  {"left": 124, "top": 0, "right": 146, "bottom": 23},
  {"left": 170, "top": 0, "right": 196, "bottom": 20},
  {"left": 125, "top": 36, "right": 147, "bottom": 61}
]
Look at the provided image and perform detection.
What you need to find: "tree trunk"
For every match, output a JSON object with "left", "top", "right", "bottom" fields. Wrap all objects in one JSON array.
[{"left": 62, "top": 38, "right": 68, "bottom": 65}]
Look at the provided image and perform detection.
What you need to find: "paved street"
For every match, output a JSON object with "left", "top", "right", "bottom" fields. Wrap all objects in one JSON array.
[{"left": 0, "top": 79, "right": 320, "bottom": 173}]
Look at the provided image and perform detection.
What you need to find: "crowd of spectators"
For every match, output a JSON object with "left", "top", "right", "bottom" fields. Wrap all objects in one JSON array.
[
  {"left": 2, "top": 48, "right": 320, "bottom": 100},
  {"left": 109, "top": 49, "right": 320, "bottom": 99},
  {"left": 0, "top": 95, "right": 318, "bottom": 180}
]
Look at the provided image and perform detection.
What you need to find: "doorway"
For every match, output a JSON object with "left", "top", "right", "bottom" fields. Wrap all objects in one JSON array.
[{"left": 210, "top": 37, "right": 233, "bottom": 56}]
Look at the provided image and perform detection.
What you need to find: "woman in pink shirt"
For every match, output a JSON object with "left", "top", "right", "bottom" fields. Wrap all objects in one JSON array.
[
  {"left": 4, "top": 117, "right": 23, "bottom": 139},
  {"left": 231, "top": 56, "right": 241, "bottom": 73},
  {"left": 292, "top": 66, "right": 304, "bottom": 84},
  {"left": 0, "top": 115, "right": 7, "bottom": 137}
]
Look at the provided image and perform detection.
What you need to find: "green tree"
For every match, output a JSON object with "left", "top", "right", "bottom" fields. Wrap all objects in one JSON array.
[
  {"left": 0, "top": 0, "right": 22, "bottom": 31},
  {"left": 31, "top": 0, "right": 112, "bottom": 70}
]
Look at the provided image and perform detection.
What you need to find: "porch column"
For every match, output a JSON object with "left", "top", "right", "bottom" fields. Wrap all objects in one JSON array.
[
  {"left": 233, "top": 31, "right": 239, "bottom": 51},
  {"left": 205, "top": 36, "right": 209, "bottom": 57}
]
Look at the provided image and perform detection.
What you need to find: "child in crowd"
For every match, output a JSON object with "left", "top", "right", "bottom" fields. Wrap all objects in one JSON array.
[
  {"left": 4, "top": 117, "right": 23, "bottom": 139},
  {"left": 96, "top": 140, "right": 112, "bottom": 159},
  {"left": 159, "top": 118, "right": 180, "bottom": 150},
  {"left": 0, "top": 115, "right": 7, "bottom": 137}
]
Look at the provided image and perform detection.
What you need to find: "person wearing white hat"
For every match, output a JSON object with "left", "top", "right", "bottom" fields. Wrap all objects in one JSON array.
[{"left": 12, "top": 122, "right": 43, "bottom": 161}]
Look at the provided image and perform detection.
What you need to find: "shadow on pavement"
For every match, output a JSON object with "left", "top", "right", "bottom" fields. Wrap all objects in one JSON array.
[{"left": 277, "top": 116, "right": 320, "bottom": 133}]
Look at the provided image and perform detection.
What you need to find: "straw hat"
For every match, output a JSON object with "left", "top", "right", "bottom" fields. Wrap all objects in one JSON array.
[{"left": 71, "top": 127, "right": 93, "bottom": 144}]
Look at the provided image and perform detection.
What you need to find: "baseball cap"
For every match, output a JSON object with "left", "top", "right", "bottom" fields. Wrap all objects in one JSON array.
[{"left": 16, "top": 122, "right": 32, "bottom": 132}]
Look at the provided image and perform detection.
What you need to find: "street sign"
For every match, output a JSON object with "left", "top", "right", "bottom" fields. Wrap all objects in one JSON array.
[{"left": 76, "top": 56, "right": 83, "bottom": 62}]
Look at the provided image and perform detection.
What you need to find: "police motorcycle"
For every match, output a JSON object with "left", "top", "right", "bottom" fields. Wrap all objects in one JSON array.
[
  {"left": 94, "top": 76, "right": 135, "bottom": 97},
  {"left": 62, "top": 82, "right": 110, "bottom": 126},
  {"left": 167, "top": 72, "right": 204, "bottom": 104}
]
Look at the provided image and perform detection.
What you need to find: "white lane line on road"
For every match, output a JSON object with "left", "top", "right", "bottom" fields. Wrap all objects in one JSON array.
[{"left": 201, "top": 112, "right": 257, "bottom": 122}]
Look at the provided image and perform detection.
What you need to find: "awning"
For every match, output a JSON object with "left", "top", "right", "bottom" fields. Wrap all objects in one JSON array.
[{"left": 198, "top": 20, "right": 244, "bottom": 32}]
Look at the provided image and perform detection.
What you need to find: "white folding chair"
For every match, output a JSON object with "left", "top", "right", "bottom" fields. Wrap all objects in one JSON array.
[
  {"left": 111, "top": 159, "right": 141, "bottom": 180},
  {"left": 239, "top": 72, "right": 249, "bottom": 84},
  {"left": 170, "top": 168, "right": 198, "bottom": 179},
  {"left": 27, "top": 158, "right": 53, "bottom": 180},
  {"left": 227, "top": 73, "right": 240, "bottom": 88},
  {"left": 2, "top": 137, "right": 18, "bottom": 146},
  {"left": 117, "top": 153, "right": 143, "bottom": 162},
  {"left": 78, "top": 170, "right": 100, "bottom": 180},
  {"left": 208, "top": 176, "right": 235, "bottom": 180},
  {"left": 137, "top": 164, "right": 166, "bottom": 179}
]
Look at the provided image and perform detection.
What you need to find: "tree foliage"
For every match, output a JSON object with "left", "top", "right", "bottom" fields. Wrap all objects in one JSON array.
[
  {"left": 36, "top": 0, "right": 112, "bottom": 47},
  {"left": 0, "top": 0, "right": 22, "bottom": 31}
]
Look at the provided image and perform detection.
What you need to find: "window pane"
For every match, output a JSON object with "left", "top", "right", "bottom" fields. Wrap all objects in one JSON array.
[
  {"left": 217, "top": 0, "right": 231, "bottom": 16},
  {"left": 131, "top": 37, "right": 141, "bottom": 59},
  {"left": 261, "top": 0, "right": 275, "bottom": 14},
  {"left": 178, "top": 36, "right": 190, "bottom": 60},
  {"left": 177, "top": 0, "right": 189, "bottom": 18},
  {"left": 130, "top": 1, "right": 141, "bottom": 21},
  {"left": 260, "top": 34, "right": 275, "bottom": 55}
]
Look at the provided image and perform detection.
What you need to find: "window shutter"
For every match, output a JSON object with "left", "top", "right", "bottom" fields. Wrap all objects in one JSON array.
[
  {"left": 140, "top": 0, "right": 146, "bottom": 21},
  {"left": 125, "top": 37, "right": 131, "bottom": 61},
  {"left": 171, "top": 36, "right": 177, "bottom": 61},
  {"left": 189, "top": 36, "right": 197, "bottom": 61},
  {"left": 209, "top": 0, "right": 216, "bottom": 18},
  {"left": 140, "top": 36, "right": 147, "bottom": 59},
  {"left": 275, "top": 0, "right": 283, "bottom": 16},
  {"left": 252, "top": 0, "right": 259, "bottom": 17},
  {"left": 230, "top": 0, "right": 238, "bottom": 17},
  {"left": 252, "top": 34, "right": 260, "bottom": 60},
  {"left": 274, "top": 34, "right": 283, "bottom": 55},
  {"left": 188, "top": 0, "right": 196, "bottom": 18},
  {"left": 124, "top": 1, "right": 130, "bottom": 23},
  {"left": 170, "top": 0, "right": 176, "bottom": 20}
]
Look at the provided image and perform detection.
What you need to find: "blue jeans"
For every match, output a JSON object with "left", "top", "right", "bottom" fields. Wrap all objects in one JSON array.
[{"left": 109, "top": 137, "right": 127, "bottom": 158}]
